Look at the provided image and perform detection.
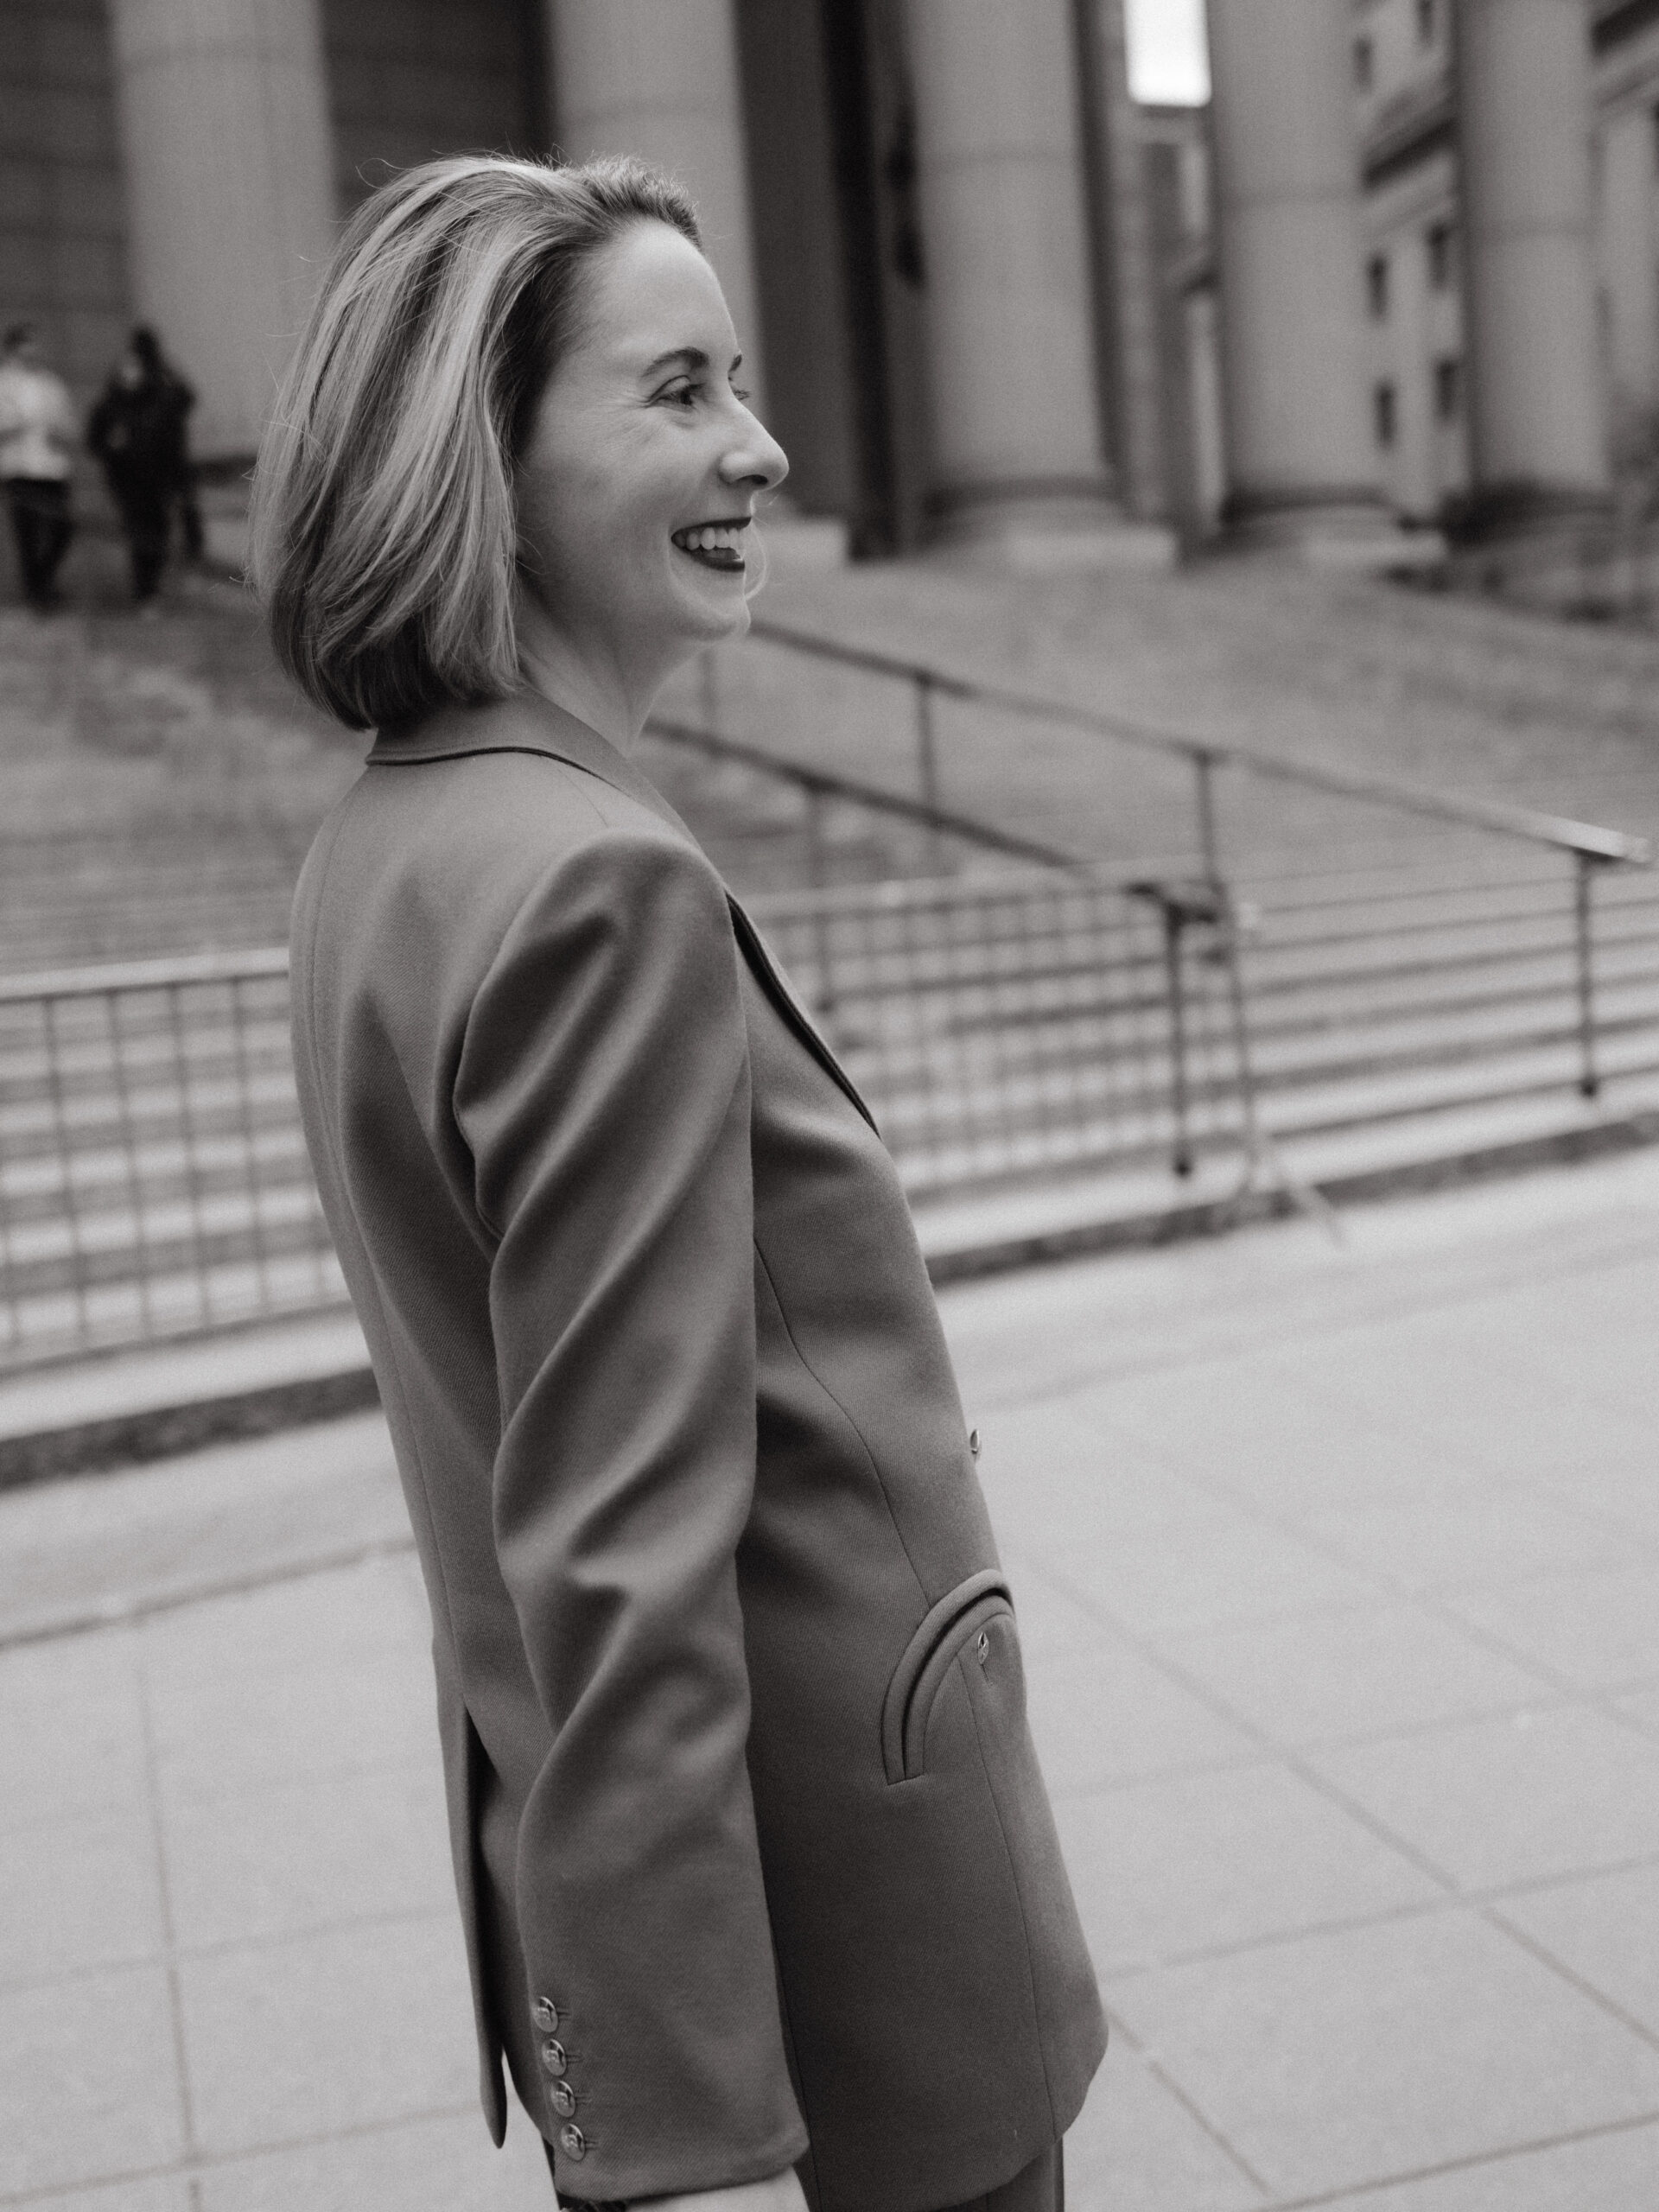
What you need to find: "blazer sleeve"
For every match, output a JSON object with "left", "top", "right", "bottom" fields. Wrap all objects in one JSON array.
[{"left": 453, "top": 823, "right": 808, "bottom": 2201}]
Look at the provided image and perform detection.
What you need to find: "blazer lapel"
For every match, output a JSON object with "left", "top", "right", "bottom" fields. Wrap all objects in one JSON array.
[
  {"left": 726, "top": 897, "right": 879, "bottom": 1135},
  {"left": 371, "top": 690, "right": 880, "bottom": 1135}
]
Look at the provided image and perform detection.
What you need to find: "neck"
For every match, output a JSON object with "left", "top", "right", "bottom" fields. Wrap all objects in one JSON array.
[{"left": 513, "top": 590, "right": 674, "bottom": 753}]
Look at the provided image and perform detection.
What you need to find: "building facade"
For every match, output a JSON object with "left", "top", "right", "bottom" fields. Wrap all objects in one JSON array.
[
  {"left": 2, "top": 0, "right": 1173, "bottom": 563},
  {"left": 2, "top": 0, "right": 1654, "bottom": 564},
  {"left": 1160, "top": 0, "right": 1659, "bottom": 548}
]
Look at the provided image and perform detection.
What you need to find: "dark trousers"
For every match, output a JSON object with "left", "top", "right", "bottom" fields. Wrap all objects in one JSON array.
[
  {"left": 113, "top": 478, "right": 171, "bottom": 601},
  {"left": 4, "top": 477, "right": 73, "bottom": 605},
  {"left": 176, "top": 477, "right": 204, "bottom": 563},
  {"left": 541, "top": 2142, "right": 1064, "bottom": 2212}
]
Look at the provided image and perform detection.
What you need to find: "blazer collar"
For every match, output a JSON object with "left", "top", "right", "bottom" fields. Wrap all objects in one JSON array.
[
  {"left": 368, "top": 688, "right": 690, "bottom": 842},
  {"left": 368, "top": 690, "right": 879, "bottom": 1133}
]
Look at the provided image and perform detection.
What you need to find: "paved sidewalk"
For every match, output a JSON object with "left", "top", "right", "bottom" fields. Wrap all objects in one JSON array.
[{"left": 3, "top": 1153, "right": 1659, "bottom": 2209}]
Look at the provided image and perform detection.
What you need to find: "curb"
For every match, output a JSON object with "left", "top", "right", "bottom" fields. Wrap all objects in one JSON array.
[
  {"left": 0, "top": 1364, "right": 380, "bottom": 1491},
  {"left": 6, "top": 1109, "right": 1657, "bottom": 1484},
  {"left": 923, "top": 1106, "right": 1659, "bottom": 1284}
]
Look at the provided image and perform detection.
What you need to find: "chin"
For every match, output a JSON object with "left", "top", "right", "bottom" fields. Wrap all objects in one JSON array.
[{"left": 674, "top": 578, "right": 751, "bottom": 644}]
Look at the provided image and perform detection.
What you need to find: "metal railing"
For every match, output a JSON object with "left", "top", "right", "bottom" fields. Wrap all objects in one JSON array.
[
  {"left": 0, "top": 868, "right": 1255, "bottom": 1373},
  {"left": 755, "top": 866, "right": 1249, "bottom": 1201},
  {"left": 726, "top": 618, "right": 1653, "bottom": 1105},
  {"left": 2, "top": 626, "right": 1652, "bottom": 1373},
  {"left": 0, "top": 950, "right": 345, "bottom": 1372}
]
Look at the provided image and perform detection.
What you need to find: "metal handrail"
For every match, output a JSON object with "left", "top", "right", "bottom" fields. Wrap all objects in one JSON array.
[
  {"left": 0, "top": 945, "right": 291, "bottom": 1006},
  {"left": 645, "top": 715, "right": 1085, "bottom": 868},
  {"left": 747, "top": 616, "right": 1651, "bottom": 868}
]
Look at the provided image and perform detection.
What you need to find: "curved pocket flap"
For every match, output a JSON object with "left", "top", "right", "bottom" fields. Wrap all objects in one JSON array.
[{"left": 881, "top": 1567, "right": 1013, "bottom": 1784}]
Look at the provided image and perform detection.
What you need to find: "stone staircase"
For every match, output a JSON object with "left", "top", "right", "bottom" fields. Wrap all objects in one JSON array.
[{"left": 5, "top": 559, "right": 1659, "bottom": 1351}]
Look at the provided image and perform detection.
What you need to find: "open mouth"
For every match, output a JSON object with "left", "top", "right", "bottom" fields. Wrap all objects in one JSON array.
[{"left": 671, "top": 518, "right": 749, "bottom": 573}]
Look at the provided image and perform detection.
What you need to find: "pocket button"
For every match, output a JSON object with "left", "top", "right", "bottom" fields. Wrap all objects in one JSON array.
[{"left": 976, "top": 1628, "right": 990, "bottom": 1664}]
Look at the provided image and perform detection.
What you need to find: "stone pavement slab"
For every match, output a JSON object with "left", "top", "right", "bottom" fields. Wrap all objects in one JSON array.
[
  {"left": 0, "top": 1409, "right": 408, "bottom": 1642},
  {"left": 2, "top": 1147, "right": 1658, "bottom": 2207},
  {"left": 1308, "top": 1704, "right": 1659, "bottom": 1892},
  {"left": 1493, "top": 1862, "right": 1659, "bottom": 2042},
  {"left": 1105, "top": 1909, "right": 1659, "bottom": 2204}
]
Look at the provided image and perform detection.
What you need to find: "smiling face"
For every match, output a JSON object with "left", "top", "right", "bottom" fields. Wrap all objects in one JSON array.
[{"left": 514, "top": 219, "right": 788, "bottom": 706}]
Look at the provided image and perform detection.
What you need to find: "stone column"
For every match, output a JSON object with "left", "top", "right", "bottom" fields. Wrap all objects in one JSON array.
[
  {"left": 1077, "top": 0, "right": 1168, "bottom": 523},
  {"left": 1601, "top": 103, "right": 1659, "bottom": 435},
  {"left": 1206, "top": 0, "right": 1395, "bottom": 554},
  {"left": 106, "top": 0, "right": 337, "bottom": 461},
  {"left": 901, "top": 0, "right": 1162, "bottom": 562},
  {"left": 547, "top": 0, "right": 766, "bottom": 410},
  {"left": 1454, "top": 0, "right": 1610, "bottom": 532}
]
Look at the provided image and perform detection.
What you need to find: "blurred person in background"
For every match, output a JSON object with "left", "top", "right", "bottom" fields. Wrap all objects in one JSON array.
[
  {"left": 87, "top": 326, "right": 195, "bottom": 607},
  {"left": 254, "top": 155, "right": 1104, "bottom": 2212},
  {"left": 0, "top": 321, "right": 76, "bottom": 610}
]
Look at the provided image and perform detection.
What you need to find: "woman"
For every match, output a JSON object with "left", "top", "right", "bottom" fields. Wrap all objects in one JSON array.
[{"left": 255, "top": 156, "right": 1103, "bottom": 2212}]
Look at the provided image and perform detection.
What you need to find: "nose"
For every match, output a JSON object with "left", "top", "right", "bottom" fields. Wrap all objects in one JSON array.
[{"left": 718, "top": 401, "right": 788, "bottom": 495}]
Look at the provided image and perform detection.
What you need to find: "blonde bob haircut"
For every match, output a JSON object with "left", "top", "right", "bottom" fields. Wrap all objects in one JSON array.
[{"left": 251, "top": 154, "right": 702, "bottom": 731}]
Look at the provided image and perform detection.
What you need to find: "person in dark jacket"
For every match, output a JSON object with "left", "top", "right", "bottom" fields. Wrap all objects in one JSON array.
[
  {"left": 252, "top": 156, "right": 1107, "bottom": 2212},
  {"left": 87, "top": 327, "right": 195, "bottom": 602}
]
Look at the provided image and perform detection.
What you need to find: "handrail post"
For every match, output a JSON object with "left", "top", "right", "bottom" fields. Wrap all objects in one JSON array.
[
  {"left": 1193, "top": 748, "right": 1223, "bottom": 885},
  {"left": 1574, "top": 851, "right": 1602, "bottom": 1100},
  {"left": 1159, "top": 901, "right": 1195, "bottom": 1179},
  {"left": 914, "top": 671, "right": 948, "bottom": 875},
  {"left": 804, "top": 781, "right": 838, "bottom": 1023}
]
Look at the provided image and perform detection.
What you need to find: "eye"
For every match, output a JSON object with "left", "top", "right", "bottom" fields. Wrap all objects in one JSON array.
[
  {"left": 657, "top": 379, "right": 700, "bottom": 410},
  {"left": 731, "top": 385, "right": 752, "bottom": 404}
]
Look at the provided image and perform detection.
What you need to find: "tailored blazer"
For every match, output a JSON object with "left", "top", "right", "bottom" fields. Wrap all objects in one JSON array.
[{"left": 289, "top": 686, "right": 1106, "bottom": 2212}]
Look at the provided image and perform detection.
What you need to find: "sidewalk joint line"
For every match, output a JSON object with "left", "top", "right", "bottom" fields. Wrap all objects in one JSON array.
[
  {"left": 135, "top": 1639, "right": 199, "bottom": 2169},
  {"left": 0, "top": 1530, "right": 416, "bottom": 1652},
  {"left": 1102, "top": 2005, "right": 1274, "bottom": 2197},
  {"left": 1255, "top": 2105, "right": 1659, "bottom": 2211}
]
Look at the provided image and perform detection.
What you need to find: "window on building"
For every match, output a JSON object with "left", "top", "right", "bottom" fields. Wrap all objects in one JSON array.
[
  {"left": 1416, "top": 0, "right": 1437, "bottom": 44},
  {"left": 1433, "top": 357, "right": 1461, "bottom": 423},
  {"left": 1367, "top": 253, "right": 1390, "bottom": 321},
  {"left": 1374, "top": 381, "right": 1397, "bottom": 448},
  {"left": 1427, "top": 221, "right": 1455, "bottom": 290},
  {"left": 1354, "top": 35, "right": 1374, "bottom": 91}
]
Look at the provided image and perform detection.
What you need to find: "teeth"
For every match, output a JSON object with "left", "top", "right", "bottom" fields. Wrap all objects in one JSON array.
[{"left": 677, "top": 524, "right": 743, "bottom": 553}]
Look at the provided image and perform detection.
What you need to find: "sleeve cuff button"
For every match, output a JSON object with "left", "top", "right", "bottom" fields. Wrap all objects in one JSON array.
[
  {"left": 558, "top": 2122, "right": 588, "bottom": 2160},
  {"left": 532, "top": 1997, "right": 560, "bottom": 2032}
]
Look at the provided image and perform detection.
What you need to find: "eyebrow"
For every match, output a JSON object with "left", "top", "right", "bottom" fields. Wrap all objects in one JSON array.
[{"left": 640, "top": 346, "right": 744, "bottom": 381}]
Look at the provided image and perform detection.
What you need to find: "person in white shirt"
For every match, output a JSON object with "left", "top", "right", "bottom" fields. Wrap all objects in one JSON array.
[{"left": 0, "top": 322, "right": 76, "bottom": 609}]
